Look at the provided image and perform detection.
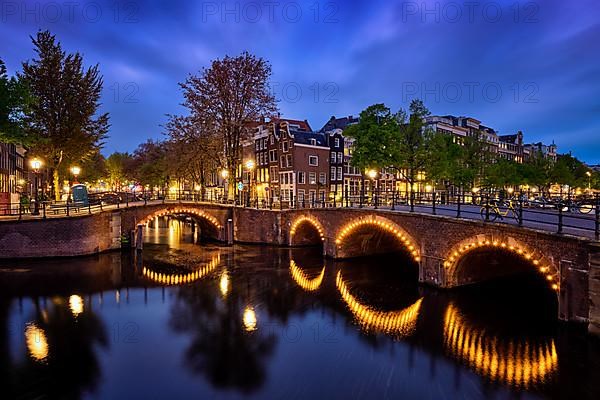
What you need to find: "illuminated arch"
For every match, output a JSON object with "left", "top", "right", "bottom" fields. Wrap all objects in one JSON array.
[
  {"left": 138, "top": 207, "right": 222, "bottom": 230},
  {"left": 289, "top": 260, "right": 325, "bottom": 291},
  {"left": 334, "top": 215, "right": 420, "bottom": 262},
  {"left": 443, "top": 303, "right": 558, "bottom": 388},
  {"left": 443, "top": 235, "right": 558, "bottom": 291},
  {"left": 142, "top": 253, "right": 220, "bottom": 286},
  {"left": 336, "top": 271, "right": 422, "bottom": 337},
  {"left": 289, "top": 215, "right": 325, "bottom": 245}
]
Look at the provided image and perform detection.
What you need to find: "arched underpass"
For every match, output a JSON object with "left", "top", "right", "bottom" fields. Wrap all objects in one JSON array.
[{"left": 140, "top": 210, "right": 223, "bottom": 243}]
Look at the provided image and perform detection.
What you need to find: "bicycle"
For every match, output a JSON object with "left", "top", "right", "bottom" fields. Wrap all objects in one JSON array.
[{"left": 480, "top": 199, "right": 519, "bottom": 222}]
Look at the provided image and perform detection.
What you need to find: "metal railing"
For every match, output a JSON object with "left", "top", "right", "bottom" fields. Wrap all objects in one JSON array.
[{"left": 2, "top": 190, "right": 598, "bottom": 240}]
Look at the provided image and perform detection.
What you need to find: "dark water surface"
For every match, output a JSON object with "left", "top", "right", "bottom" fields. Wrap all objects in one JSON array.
[{"left": 1, "top": 219, "right": 599, "bottom": 399}]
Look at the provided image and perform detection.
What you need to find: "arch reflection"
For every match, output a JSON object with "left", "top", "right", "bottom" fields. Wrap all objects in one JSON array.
[
  {"left": 289, "top": 260, "right": 325, "bottom": 292},
  {"left": 336, "top": 271, "right": 422, "bottom": 337},
  {"left": 142, "top": 254, "right": 221, "bottom": 286},
  {"left": 443, "top": 303, "right": 558, "bottom": 388}
]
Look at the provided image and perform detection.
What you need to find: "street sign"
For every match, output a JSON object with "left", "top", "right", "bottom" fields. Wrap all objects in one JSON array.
[{"left": 237, "top": 182, "right": 244, "bottom": 191}]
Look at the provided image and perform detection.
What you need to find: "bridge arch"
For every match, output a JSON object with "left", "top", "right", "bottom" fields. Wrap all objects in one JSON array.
[
  {"left": 289, "top": 215, "right": 325, "bottom": 247},
  {"left": 138, "top": 206, "right": 224, "bottom": 241},
  {"left": 443, "top": 234, "right": 558, "bottom": 291},
  {"left": 334, "top": 215, "right": 420, "bottom": 262}
]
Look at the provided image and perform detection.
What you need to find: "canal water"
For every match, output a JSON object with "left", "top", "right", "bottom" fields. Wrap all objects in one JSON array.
[{"left": 1, "top": 218, "right": 599, "bottom": 399}]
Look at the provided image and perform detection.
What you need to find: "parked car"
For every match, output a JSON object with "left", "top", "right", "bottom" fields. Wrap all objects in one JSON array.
[{"left": 529, "top": 197, "right": 555, "bottom": 209}]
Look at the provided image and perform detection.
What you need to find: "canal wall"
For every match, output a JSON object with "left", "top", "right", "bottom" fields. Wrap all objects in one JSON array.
[
  {"left": 588, "top": 244, "right": 600, "bottom": 335},
  {"left": 0, "top": 211, "right": 122, "bottom": 258}
]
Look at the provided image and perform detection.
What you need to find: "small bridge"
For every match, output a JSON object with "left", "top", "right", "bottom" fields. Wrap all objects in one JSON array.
[{"left": 1, "top": 200, "right": 599, "bottom": 331}]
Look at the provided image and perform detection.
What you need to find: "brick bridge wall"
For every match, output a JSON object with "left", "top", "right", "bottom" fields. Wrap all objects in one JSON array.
[{"left": 0, "top": 204, "right": 597, "bottom": 329}]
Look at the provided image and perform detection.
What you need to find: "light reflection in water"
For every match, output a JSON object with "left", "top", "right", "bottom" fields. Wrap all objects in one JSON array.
[
  {"left": 289, "top": 260, "right": 325, "bottom": 292},
  {"left": 336, "top": 271, "right": 422, "bottom": 337},
  {"left": 243, "top": 306, "right": 257, "bottom": 332},
  {"left": 219, "top": 271, "right": 230, "bottom": 297},
  {"left": 142, "top": 254, "right": 221, "bottom": 286},
  {"left": 25, "top": 322, "right": 49, "bottom": 362},
  {"left": 69, "top": 295, "right": 84, "bottom": 316},
  {"left": 443, "top": 303, "right": 558, "bottom": 388}
]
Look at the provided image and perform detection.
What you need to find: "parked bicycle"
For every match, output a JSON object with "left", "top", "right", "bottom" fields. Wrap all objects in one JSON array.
[{"left": 480, "top": 199, "right": 520, "bottom": 222}]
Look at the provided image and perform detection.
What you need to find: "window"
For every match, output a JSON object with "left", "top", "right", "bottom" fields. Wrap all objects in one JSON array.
[
  {"left": 337, "top": 152, "right": 343, "bottom": 163},
  {"left": 308, "top": 155, "right": 318, "bottom": 166},
  {"left": 337, "top": 167, "right": 343, "bottom": 179},
  {"left": 335, "top": 138, "right": 340, "bottom": 147},
  {"left": 319, "top": 173, "right": 326, "bottom": 185},
  {"left": 309, "top": 172, "right": 316, "bottom": 185},
  {"left": 286, "top": 154, "right": 292, "bottom": 167},
  {"left": 255, "top": 141, "right": 260, "bottom": 150},
  {"left": 331, "top": 153, "right": 336, "bottom": 163},
  {"left": 298, "top": 171, "right": 305, "bottom": 184},
  {"left": 310, "top": 139, "right": 317, "bottom": 146},
  {"left": 298, "top": 190, "right": 305, "bottom": 202},
  {"left": 270, "top": 135, "right": 274, "bottom": 144},
  {"left": 330, "top": 167, "right": 336, "bottom": 181},
  {"left": 270, "top": 166, "right": 279, "bottom": 181},
  {"left": 269, "top": 150, "right": 277, "bottom": 162},
  {"left": 280, "top": 155, "right": 285, "bottom": 168},
  {"left": 282, "top": 141, "right": 289, "bottom": 152}
]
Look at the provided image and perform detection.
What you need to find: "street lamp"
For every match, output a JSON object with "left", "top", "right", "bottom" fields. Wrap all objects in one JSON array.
[
  {"left": 70, "top": 166, "right": 81, "bottom": 184},
  {"left": 245, "top": 160, "right": 255, "bottom": 207},
  {"left": 367, "top": 169, "right": 378, "bottom": 208},
  {"left": 221, "top": 169, "right": 229, "bottom": 202},
  {"left": 586, "top": 171, "right": 592, "bottom": 192},
  {"left": 30, "top": 158, "right": 43, "bottom": 215}
]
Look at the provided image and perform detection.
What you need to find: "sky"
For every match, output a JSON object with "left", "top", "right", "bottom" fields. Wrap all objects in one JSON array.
[{"left": 1, "top": 0, "right": 599, "bottom": 163}]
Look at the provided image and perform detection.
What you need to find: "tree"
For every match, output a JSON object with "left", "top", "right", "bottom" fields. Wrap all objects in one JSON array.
[
  {"left": 20, "top": 30, "right": 109, "bottom": 200},
  {"left": 179, "top": 52, "right": 277, "bottom": 191},
  {"left": 128, "top": 140, "right": 168, "bottom": 191},
  {"left": 105, "top": 152, "right": 132, "bottom": 191},
  {"left": 0, "top": 58, "right": 30, "bottom": 144},
  {"left": 343, "top": 104, "right": 397, "bottom": 171},
  {"left": 164, "top": 115, "right": 222, "bottom": 198}
]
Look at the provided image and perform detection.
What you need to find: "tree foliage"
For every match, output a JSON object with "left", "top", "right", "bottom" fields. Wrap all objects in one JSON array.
[
  {"left": 20, "top": 30, "right": 109, "bottom": 199},
  {"left": 179, "top": 52, "right": 277, "bottom": 186}
]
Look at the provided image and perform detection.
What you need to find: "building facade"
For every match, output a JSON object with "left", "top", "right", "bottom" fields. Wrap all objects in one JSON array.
[{"left": 0, "top": 143, "right": 26, "bottom": 211}]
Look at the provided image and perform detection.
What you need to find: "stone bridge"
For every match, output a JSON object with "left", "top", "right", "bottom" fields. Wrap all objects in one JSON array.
[{"left": 1, "top": 202, "right": 599, "bottom": 332}]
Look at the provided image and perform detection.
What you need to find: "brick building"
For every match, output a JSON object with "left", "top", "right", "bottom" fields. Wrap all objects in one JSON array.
[{"left": 0, "top": 143, "right": 26, "bottom": 211}]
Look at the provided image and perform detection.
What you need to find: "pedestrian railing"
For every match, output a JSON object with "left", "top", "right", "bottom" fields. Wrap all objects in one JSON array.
[{"left": 2, "top": 190, "right": 598, "bottom": 240}]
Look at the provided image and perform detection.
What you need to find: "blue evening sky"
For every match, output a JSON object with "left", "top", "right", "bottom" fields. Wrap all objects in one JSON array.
[{"left": 1, "top": 0, "right": 599, "bottom": 162}]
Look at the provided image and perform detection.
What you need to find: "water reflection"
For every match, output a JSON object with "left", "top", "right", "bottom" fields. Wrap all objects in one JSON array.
[
  {"left": 142, "top": 253, "right": 221, "bottom": 285},
  {"left": 443, "top": 302, "right": 558, "bottom": 389},
  {"left": 336, "top": 271, "right": 422, "bottom": 338},
  {"left": 0, "top": 218, "right": 597, "bottom": 399},
  {"left": 289, "top": 259, "right": 325, "bottom": 292}
]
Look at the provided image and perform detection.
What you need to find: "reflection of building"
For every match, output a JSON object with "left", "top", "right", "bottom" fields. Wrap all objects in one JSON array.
[{"left": 0, "top": 143, "right": 26, "bottom": 210}]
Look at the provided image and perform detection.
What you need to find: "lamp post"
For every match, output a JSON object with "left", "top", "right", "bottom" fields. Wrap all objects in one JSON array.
[
  {"left": 245, "top": 160, "right": 255, "bottom": 207},
  {"left": 30, "top": 158, "right": 43, "bottom": 215},
  {"left": 221, "top": 169, "right": 229, "bottom": 203},
  {"left": 70, "top": 166, "right": 81, "bottom": 184},
  {"left": 586, "top": 171, "right": 592, "bottom": 192},
  {"left": 367, "top": 169, "right": 378, "bottom": 208}
]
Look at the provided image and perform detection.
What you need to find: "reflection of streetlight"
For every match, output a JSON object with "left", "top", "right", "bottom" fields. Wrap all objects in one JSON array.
[
  {"left": 25, "top": 323, "right": 49, "bottom": 362},
  {"left": 219, "top": 271, "right": 230, "bottom": 297},
  {"left": 243, "top": 306, "right": 257, "bottom": 332},
  {"left": 30, "top": 158, "right": 43, "bottom": 215},
  {"left": 69, "top": 295, "right": 84, "bottom": 316}
]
